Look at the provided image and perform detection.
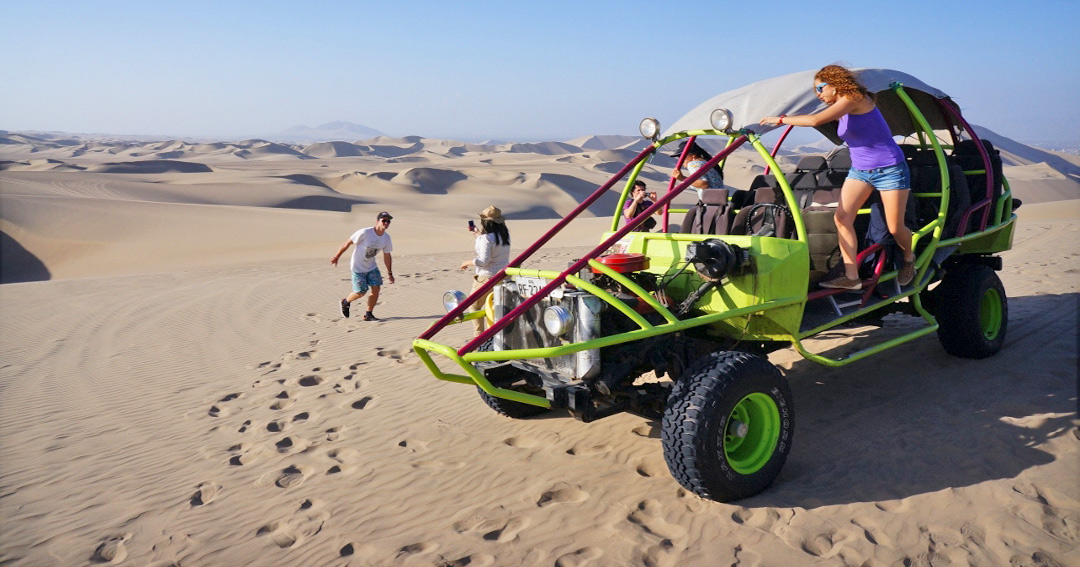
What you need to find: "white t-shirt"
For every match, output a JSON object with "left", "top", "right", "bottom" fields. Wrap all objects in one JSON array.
[{"left": 350, "top": 227, "right": 393, "bottom": 273}]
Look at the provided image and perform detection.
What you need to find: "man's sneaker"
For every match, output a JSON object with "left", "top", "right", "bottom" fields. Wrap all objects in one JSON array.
[
  {"left": 362, "top": 312, "right": 379, "bottom": 321},
  {"left": 340, "top": 299, "right": 350, "bottom": 318},
  {"left": 897, "top": 260, "right": 916, "bottom": 286},
  {"left": 820, "top": 276, "right": 863, "bottom": 291}
]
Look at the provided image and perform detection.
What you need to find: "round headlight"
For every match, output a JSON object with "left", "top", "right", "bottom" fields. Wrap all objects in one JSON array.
[
  {"left": 542, "top": 305, "right": 575, "bottom": 337},
  {"left": 639, "top": 117, "right": 660, "bottom": 140},
  {"left": 710, "top": 108, "right": 733, "bottom": 132},
  {"left": 442, "top": 290, "right": 467, "bottom": 313}
]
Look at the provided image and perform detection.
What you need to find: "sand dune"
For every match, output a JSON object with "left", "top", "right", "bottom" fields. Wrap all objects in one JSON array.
[{"left": 0, "top": 131, "right": 1077, "bottom": 566}]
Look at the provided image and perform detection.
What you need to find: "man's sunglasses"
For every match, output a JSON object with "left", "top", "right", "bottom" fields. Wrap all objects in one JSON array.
[{"left": 815, "top": 82, "right": 828, "bottom": 94}]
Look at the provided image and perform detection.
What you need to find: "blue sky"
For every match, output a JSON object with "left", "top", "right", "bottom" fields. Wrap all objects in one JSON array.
[{"left": 4, "top": 0, "right": 1078, "bottom": 142}]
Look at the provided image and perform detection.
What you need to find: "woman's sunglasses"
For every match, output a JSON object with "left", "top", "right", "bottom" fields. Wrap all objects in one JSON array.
[{"left": 815, "top": 82, "right": 828, "bottom": 94}]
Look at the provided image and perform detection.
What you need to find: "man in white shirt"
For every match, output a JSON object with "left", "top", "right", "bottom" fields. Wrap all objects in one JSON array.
[{"left": 330, "top": 211, "right": 395, "bottom": 321}]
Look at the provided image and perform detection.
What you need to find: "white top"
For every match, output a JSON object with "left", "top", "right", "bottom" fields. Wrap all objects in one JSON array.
[
  {"left": 472, "top": 233, "right": 510, "bottom": 277},
  {"left": 350, "top": 227, "right": 393, "bottom": 273}
]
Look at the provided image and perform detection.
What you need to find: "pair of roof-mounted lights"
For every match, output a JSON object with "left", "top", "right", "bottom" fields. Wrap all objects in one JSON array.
[{"left": 638, "top": 108, "right": 734, "bottom": 141}]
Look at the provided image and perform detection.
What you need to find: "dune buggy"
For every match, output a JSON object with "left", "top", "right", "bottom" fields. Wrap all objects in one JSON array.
[{"left": 413, "top": 69, "right": 1017, "bottom": 502}]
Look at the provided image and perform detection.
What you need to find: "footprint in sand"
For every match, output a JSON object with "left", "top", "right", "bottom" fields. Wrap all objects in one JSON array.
[
  {"left": 325, "top": 426, "right": 346, "bottom": 441},
  {"left": 565, "top": 443, "right": 612, "bottom": 457},
  {"left": 208, "top": 405, "right": 231, "bottom": 418},
  {"left": 396, "top": 541, "right": 440, "bottom": 559},
  {"left": 190, "top": 481, "right": 221, "bottom": 506},
  {"left": 256, "top": 521, "right": 299, "bottom": 549},
  {"left": 229, "top": 444, "right": 266, "bottom": 467},
  {"left": 275, "top": 436, "right": 311, "bottom": 454},
  {"left": 92, "top": 533, "right": 132, "bottom": 564},
  {"left": 397, "top": 439, "right": 430, "bottom": 453},
  {"left": 267, "top": 418, "right": 290, "bottom": 433},
  {"left": 299, "top": 375, "right": 324, "bottom": 387},
  {"left": 453, "top": 514, "right": 530, "bottom": 544},
  {"left": 801, "top": 531, "right": 838, "bottom": 557},
  {"left": 555, "top": 547, "right": 604, "bottom": 567},
  {"left": 274, "top": 465, "right": 311, "bottom": 489},
  {"left": 325, "top": 448, "right": 360, "bottom": 475},
  {"left": 375, "top": 348, "right": 404, "bottom": 363},
  {"left": 441, "top": 554, "right": 494, "bottom": 567},
  {"left": 350, "top": 396, "right": 375, "bottom": 410},
  {"left": 270, "top": 390, "right": 294, "bottom": 410},
  {"left": 633, "top": 458, "right": 666, "bottom": 478},
  {"left": 627, "top": 499, "right": 688, "bottom": 542},
  {"left": 537, "top": 483, "right": 589, "bottom": 507}
]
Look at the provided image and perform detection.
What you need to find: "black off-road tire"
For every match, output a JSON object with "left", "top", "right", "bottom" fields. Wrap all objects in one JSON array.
[
  {"left": 662, "top": 351, "right": 793, "bottom": 502},
  {"left": 935, "top": 263, "right": 1007, "bottom": 359},
  {"left": 477, "top": 387, "right": 549, "bottom": 419}
]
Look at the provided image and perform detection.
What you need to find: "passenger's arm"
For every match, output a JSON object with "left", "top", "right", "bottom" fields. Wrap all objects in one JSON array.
[{"left": 762, "top": 96, "right": 859, "bottom": 127}]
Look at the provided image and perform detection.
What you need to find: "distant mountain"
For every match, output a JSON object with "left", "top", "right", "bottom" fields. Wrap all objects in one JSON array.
[{"left": 270, "top": 121, "right": 387, "bottom": 143}]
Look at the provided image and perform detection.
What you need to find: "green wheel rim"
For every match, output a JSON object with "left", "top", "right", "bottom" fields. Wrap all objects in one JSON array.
[
  {"left": 724, "top": 392, "right": 781, "bottom": 474},
  {"left": 979, "top": 287, "right": 1003, "bottom": 340}
]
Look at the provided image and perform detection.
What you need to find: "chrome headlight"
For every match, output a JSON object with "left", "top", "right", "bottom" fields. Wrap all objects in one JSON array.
[
  {"left": 639, "top": 117, "right": 660, "bottom": 140},
  {"left": 710, "top": 108, "right": 733, "bottom": 132},
  {"left": 442, "top": 290, "right": 467, "bottom": 313},
  {"left": 543, "top": 305, "right": 574, "bottom": 336}
]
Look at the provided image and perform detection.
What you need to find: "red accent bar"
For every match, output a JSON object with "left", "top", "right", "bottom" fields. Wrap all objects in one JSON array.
[
  {"left": 418, "top": 143, "right": 658, "bottom": 341},
  {"left": 764, "top": 125, "right": 794, "bottom": 176},
  {"left": 806, "top": 243, "right": 886, "bottom": 302},
  {"left": 660, "top": 136, "right": 697, "bottom": 232},
  {"left": 456, "top": 135, "right": 749, "bottom": 356}
]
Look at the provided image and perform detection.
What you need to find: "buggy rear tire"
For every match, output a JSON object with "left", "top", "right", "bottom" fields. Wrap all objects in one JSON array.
[
  {"left": 936, "top": 263, "right": 1007, "bottom": 359},
  {"left": 477, "top": 387, "right": 549, "bottom": 419},
  {"left": 662, "top": 351, "right": 793, "bottom": 502}
]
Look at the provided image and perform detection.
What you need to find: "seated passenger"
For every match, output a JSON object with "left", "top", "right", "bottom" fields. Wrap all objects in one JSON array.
[
  {"left": 623, "top": 180, "right": 659, "bottom": 231},
  {"left": 672, "top": 140, "right": 725, "bottom": 201}
]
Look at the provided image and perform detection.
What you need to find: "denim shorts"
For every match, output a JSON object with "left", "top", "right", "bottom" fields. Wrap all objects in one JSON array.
[
  {"left": 847, "top": 163, "right": 911, "bottom": 191},
  {"left": 351, "top": 269, "right": 383, "bottom": 294}
]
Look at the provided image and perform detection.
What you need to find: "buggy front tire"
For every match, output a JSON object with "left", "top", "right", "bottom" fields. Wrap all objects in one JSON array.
[
  {"left": 477, "top": 388, "right": 549, "bottom": 419},
  {"left": 662, "top": 351, "right": 793, "bottom": 502},
  {"left": 936, "top": 263, "right": 1007, "bottom": 359}
]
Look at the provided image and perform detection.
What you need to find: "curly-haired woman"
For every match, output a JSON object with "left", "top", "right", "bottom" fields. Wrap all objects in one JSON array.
[{"left": 761, "top": 65, "right": 915, "bottom": 289}]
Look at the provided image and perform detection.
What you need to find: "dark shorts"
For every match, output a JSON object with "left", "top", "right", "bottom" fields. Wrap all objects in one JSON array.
[
  {"left": 351, "top": 269, "right": 383, "bottom": 294},
  {"left": 847, "top": 163, "right": 910, "bottom": 191}
]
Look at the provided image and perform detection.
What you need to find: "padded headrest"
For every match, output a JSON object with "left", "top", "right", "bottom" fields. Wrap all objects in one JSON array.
[
  {"left": 826, "top": 148, "right": 851, "bottom": 170},
  {"left": 953, "top": 139, "right": 996, "bottom": 156},
  {"left": 796, "top": 155, "right": 827, "bottom": 171},
  {"left": 701, "top": 188, "right": 729, "bottom": 206},
  {"left": 749, "top": 174, "right": 777, "bottom": 191},
  {"left": 754, "top": 187, "right": 776, "bottom": 204}
]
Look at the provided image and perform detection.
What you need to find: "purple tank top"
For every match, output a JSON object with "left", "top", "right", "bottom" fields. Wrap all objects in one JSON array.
[{"left": 837, "top": 107, "right": 905, "bottom": 169}]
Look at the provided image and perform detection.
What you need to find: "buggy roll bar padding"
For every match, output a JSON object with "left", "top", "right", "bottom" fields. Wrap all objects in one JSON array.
[{"left": 454, "top": 135, "right": 750, "bottom": 357}]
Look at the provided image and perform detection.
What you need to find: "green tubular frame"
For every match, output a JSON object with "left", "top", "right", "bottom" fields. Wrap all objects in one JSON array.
[{"left": 414, "top": 83, "right": 1020, "bottom": 392}]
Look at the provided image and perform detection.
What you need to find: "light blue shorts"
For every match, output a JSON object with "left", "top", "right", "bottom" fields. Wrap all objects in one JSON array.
[
  {"left": 847, "top": 163, "right": 911, "bottom": 191},
  {"left": 351, "top": 269, "right": 383, "bottom": 294}
]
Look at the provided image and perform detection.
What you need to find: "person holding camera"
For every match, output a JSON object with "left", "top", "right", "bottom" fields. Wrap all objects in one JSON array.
[
  {"left": 623, "top": 180, "right": 661, "bottom": 231},
  {"left": 459, "top": 206, "right": 511, "bottom": 337}
]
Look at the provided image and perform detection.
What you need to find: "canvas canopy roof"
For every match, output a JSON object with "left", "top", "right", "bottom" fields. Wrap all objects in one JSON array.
[{"left": 665, "top": 68, "right": 956, "bottom": 146}]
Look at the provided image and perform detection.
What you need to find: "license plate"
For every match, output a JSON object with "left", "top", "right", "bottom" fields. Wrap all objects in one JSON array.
[{"left": 514, "top": 276, "right": 548, "bottom": 298}]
